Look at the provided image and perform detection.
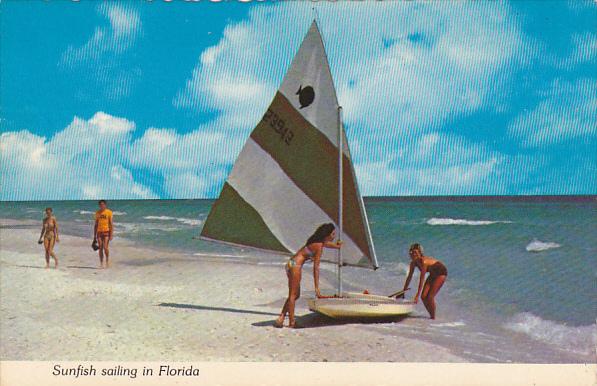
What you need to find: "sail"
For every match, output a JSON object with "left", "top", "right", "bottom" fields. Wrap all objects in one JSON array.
[{"left": 200, "top": 21, "right": 378, "bottom": 269}]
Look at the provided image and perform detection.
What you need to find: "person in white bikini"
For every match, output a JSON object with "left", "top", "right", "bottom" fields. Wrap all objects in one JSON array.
[
  {"left": 274, "top": 223, "right": 342, "bottom": 328},
  {"left": 38, "top": 207, "right": 59, "bottom": 268}
]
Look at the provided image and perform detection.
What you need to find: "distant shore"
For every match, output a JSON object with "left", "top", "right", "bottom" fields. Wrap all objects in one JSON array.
[{"left": 0, "top": 218, "right": 466, "bottom": 362}]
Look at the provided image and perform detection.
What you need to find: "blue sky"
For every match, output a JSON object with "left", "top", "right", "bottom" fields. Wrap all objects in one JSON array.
[{"left": 1, "top": 1, "right": 595, "bottom": 200}]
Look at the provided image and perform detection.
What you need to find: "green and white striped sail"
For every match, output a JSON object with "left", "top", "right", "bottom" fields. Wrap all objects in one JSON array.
[{"left": 200, "top": 21, "right": 378, "bottom": 269}]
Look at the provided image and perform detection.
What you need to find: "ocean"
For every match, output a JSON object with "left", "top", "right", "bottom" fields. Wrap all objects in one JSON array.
[{"left": 2, "top": 197, "right": 595, "bottom": 363}]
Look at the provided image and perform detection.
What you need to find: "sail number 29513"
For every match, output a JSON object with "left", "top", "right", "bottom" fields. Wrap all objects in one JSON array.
[{"left": 262, "top": 109, "right": 294, "bottom": 145}]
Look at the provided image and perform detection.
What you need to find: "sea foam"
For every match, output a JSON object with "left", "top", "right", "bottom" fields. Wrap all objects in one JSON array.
[
  {"left": 526, "top": 240, "right": 561, "bottom": 252},
  {"left": 74, "top": 210, "right": 94, "bottom": 215},
  {"left": 431, "top": 321, "right": 466, "bottom": 328},
  {"left": 73, "top": 210, "right": 126, "bottom": 216},
  {"left": 144, "top": 216, "right": 202, "bottom": 226},
  {"left": 426, "top": 218, "right": 511, "bottom": 226},
  {"left": 504, "top": 312, "right": 597, "bottom": 355}
]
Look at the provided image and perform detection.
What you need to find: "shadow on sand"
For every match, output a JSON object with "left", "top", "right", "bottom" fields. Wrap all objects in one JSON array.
[
  {"left": 14, "top": 264, "right": 48, "bottom": 270},
  {"left": 251, "top": 312, "right": 411, "bottom": 329},
  {"left": 157, "top": 303, "right": 279, "bottom": 317},
  {"left": 157, "top": 303, "right": 420, "bottom": 328},
  {"left": 66, "top": 265, "right": 101, "bottom": 270}
]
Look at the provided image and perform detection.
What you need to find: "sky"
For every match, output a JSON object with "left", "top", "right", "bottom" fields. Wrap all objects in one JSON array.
[{"left": 1, "top": 0, "right": 596, "bottom": 201}]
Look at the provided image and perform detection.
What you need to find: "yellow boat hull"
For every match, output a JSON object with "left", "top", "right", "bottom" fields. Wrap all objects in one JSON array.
[{"left": 307, "top": 292, "right": 414, "bottom": 319}]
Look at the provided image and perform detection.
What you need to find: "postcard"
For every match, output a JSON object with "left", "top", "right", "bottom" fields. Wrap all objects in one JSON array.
[{"left": 0, "top": 1, "right": 595, "bottom": 385}]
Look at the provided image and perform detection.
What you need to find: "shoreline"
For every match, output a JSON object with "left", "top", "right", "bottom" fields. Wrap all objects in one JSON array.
[{"left": 0, "top": 218, "right": 467, "bottom": 362}]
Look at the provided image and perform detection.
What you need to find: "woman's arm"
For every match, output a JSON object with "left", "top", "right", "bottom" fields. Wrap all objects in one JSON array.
[
  {"left": 323, "top": 240, "right": 342, "bottom": 249},
  {"left": 413, "top": 264, "right": 427, "bottom": 303},
  {"left": 403, "top": 261, "right": 415, "bottom": 291},
  {"left": 313, "top": 244, "right": 323, "bottom": 298},
  {"left": 39, "top": 222, "right": 45, "bottom": 241},
  {"left": 54, "top": 218, "right": 59, "bottom": 242},
  {"left": 93, "top": 219, "right": 98, "bottom": 240}
]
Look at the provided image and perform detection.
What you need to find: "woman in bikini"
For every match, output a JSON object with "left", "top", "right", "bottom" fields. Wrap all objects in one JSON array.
[
  {"left": 38, "top": 207, "right": 59, "bottom": 268},
  {"left": 274, "top": 223, "right": 342, "bottom": 328},
  {"left": 402, "top": 243, "right": 447, "bottom": 319}
]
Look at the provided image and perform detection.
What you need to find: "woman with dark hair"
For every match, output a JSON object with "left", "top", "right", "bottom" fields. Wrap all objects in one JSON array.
[
  {"left": 38, "top": 207, "right": 59, "bottom": 268},
  {"left": 274, "top": 223, "right": 342, "bottom": 328},
  {"left": 402, "top": 243, "right": 448, "bottom": 319}
]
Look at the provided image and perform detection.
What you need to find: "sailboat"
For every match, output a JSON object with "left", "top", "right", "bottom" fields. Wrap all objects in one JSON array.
[{"left": 200, "top": 20, "right": 413, "bottom": 319}]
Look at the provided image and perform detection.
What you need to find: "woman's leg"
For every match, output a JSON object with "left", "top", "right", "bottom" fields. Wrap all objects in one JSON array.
[
  {"left": 48, "top": 237, "right": 57, "bottom": 268},
  {"left": 43, "top": 238, "right": 51, "bottom": 268},
  {"left": 275, "top": 269, "right": 292, "bottom": 327},
  {"left": 421, "top": 276, "right": 432, "bottom": 315},
  {"left": 425, "top": 275, "right": 446, "bottom": 319},
  {"left": 287, "top": 268, "right": 301, "bottom": 327}
]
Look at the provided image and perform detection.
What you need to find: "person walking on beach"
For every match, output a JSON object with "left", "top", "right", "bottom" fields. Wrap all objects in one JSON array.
[
  {"left": 94, "top": 200, "right": 113, "bottom": 269},
  {"left": 402, "top": 243, "right": 447, "bottom": 319},
  {"left": 274, "top": 223, "right": 342, "bottom": 328},
  {"left": 38, "top": 207, "right": 59, "bottom": 268}
]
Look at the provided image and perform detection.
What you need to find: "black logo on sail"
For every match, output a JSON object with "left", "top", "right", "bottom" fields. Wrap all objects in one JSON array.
[{"left": 296, "top": 85, "right": 315, "bottom": 109}]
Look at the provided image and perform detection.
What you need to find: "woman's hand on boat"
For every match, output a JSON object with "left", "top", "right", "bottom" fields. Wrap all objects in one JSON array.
[
  {"left": 315, "top": 290, "right": 322, "bottom": 298},
  {"left": 324, "top": 241, "right": 342, "bottom": 249}
]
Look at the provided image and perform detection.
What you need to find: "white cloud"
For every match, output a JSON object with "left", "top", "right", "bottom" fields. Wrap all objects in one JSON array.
[
  {"left": 549, "top": 31, "right": 597, "bottom": 69},
  {"left": 509, "top": 78, "right": 597, "bottom": 147},
  {"left": 128, "top": 124, "right": 241, "bottom": 198},
  {"left": 174, "top": 17, "right": 278, "bottom": 133},
  {"left": 61, "top": 3, "right": 141, "bottom": 65},
  {"left": 0, "top": 113, "right": 156, "bottom": 201},
  {"left": 0, "top": 111, "right": 242, "bottom": 200},
  {"left": 176, "top": 2, "right": 522, "bottom": 136},
  {"left": 162, "top": 171, "right": 227, "bottom": 199},
  {"left": 128, "top": 127, "right": 237, "bottom": 171},
  {"left": 354, "top": 133, "right": 507, "bottom": 196},
  {"left": 60, "top": 4, "right": 142, "bottom": 100},
  {"left": 172, "top": 2, "right": 524, "bottom": 196},
  {"left": 566, "top": 32, "right": 597, "bottom": 67}
]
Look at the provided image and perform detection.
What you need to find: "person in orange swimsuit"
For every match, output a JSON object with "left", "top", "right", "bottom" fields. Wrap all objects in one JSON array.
[
  {"left": 94, "top": 200, "right": 113, "bottom": 269},
  {"left": 402, "top": 243, "right": 448, "bottom": 319},
  {"left": 38, "top": 207, "right": 59, "bottom": 268},
  {"left": 274, "top": 223, "right": 342, "bottom": 328}
]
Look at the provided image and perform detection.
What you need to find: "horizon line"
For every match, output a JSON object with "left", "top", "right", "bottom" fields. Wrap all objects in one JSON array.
[{"left": 1, "top": 194, "right": 595, "bottom": 204}]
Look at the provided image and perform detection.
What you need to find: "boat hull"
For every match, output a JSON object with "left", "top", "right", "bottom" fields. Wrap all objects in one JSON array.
[{"left": 307, "top": 292, "right": 414, "bottom": 319}]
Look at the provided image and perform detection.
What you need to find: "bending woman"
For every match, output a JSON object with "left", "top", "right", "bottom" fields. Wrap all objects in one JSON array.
[
  {"left": 38, "top": 207, "right": 59, "bottom": 268},
  {"left": 402, "top": 243, "right": 447, "bottom": 319},
  {"left": 274, "top": 223, "right": 342, "bottom": 328}
]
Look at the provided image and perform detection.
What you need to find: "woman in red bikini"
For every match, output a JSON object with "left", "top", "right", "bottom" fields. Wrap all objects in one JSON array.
[
  {"left": 274, "top": 223, "right": 342, "bottom": 328},
  {"left": 402, "top": 243, "right": 448, "bottom": 319}
]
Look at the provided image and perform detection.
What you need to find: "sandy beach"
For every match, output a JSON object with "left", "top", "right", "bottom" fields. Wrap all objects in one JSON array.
[{"left": 0, "top": 219, "right": 466, "bottom": 362}]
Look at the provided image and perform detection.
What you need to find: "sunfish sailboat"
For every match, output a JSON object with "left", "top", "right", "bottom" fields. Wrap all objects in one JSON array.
[{"left": 200, "top": 20, "right": 413, "bottom": 319}]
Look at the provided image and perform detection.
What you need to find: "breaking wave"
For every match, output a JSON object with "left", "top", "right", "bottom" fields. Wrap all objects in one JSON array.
[
  {"left": 504, "top": 312, "right": 597, "bottom": 356},
  {"left": 426, "top": 218, "right": 511, "bottom": 226},
  {"left": 143, "top": 215, "right": 202, "bottom": 226},
  {"left": 432, "top": 321, "right": 466, "bottom": 328},
  {"left": 526, "top": 240, "right": 561, "bottom": 252},
  {"left": 74, "top": 210, "right": 94, "bottom": 215},
  {"left": 73, "top": 210, "right": 126, "bottom": 216}
]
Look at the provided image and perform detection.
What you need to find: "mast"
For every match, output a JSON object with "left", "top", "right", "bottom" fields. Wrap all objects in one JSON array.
[{"left": 337, "top": 106, "right": 343, "bottom": 296}]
